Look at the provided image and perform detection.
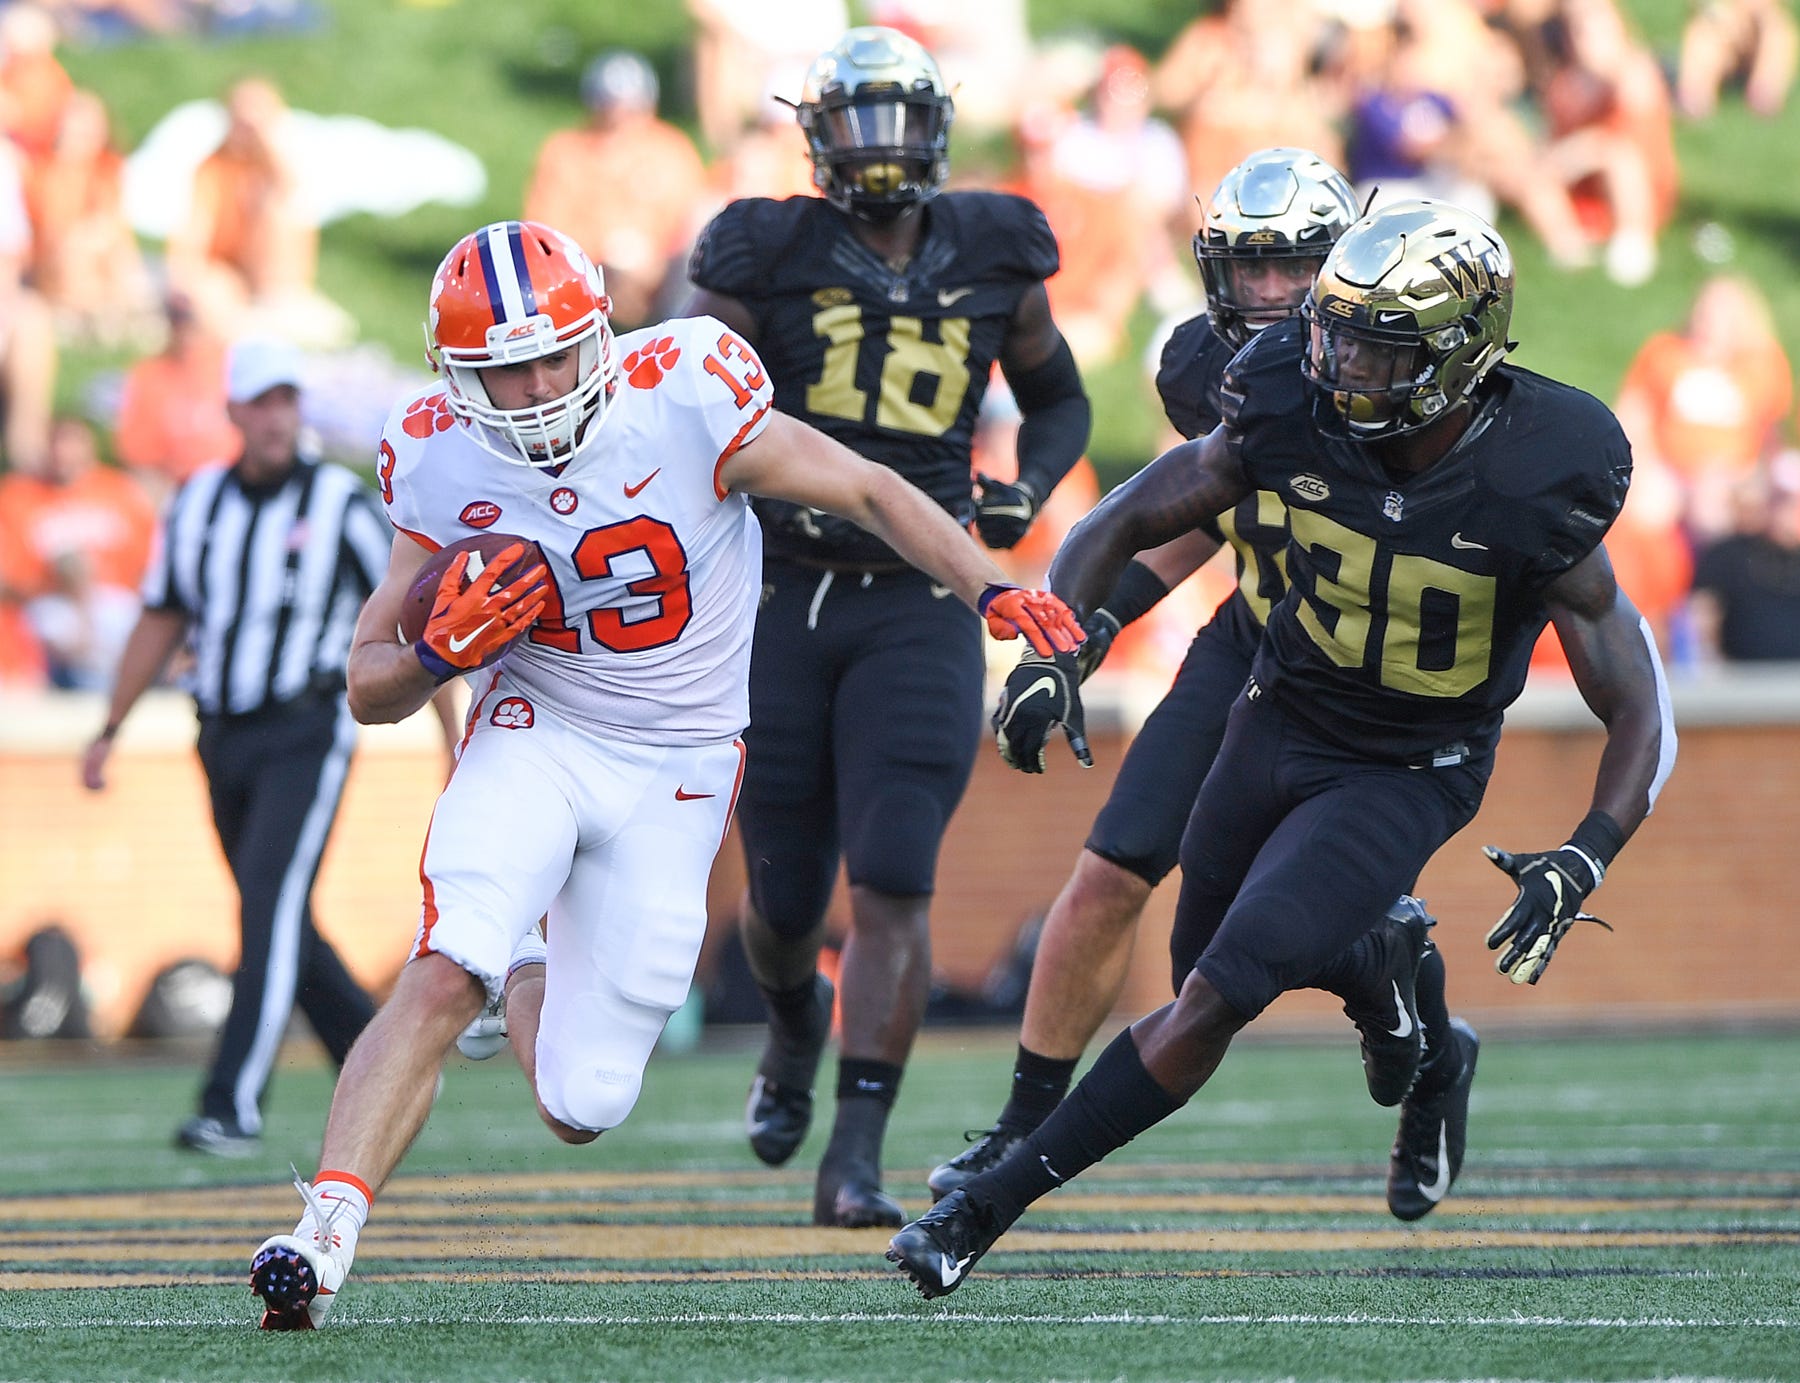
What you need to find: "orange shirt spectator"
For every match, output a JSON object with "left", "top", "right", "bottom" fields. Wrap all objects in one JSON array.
[
  {"left": 113, "top": 294, "right": 241, "bottom": 499},
  {"left": 22, "top": 88, "right": 152, "bottom": 340},
  {"left": 1616, "top": 274, "right": 1792, "bottom": 538},
  {"left": 525, "top": 50, "right": 708, "bottom": 329},
  {"left": 0, "top": 4, "right": 73, "bottom": 168},
  {"left": 0, "top": 416, "right": 155, "bottom": 689}
]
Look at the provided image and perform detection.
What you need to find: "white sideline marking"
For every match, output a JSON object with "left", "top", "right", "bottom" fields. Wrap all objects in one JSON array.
[{"left": 3, "top": 1311, "right": 1795, "bottom": 1330}]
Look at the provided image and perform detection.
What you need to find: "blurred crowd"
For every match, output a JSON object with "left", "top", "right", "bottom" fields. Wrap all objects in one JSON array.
[{"left": 2, "top": 0, "right": 1798, "bottom": 694}]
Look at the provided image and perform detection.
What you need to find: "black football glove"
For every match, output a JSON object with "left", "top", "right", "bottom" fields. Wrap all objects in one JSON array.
[
  {"left": 1075, "top": 608, "right": 1120, "bottom": 683},
  {"left": 1483, "top": 844, "right": 1614, "bottom": 985},
  {"left": 973, "top": 473, "right": 1040, "bottom": 550},
  {"left": 992, "top": 649, "right": 1091, "bottom": 773}
]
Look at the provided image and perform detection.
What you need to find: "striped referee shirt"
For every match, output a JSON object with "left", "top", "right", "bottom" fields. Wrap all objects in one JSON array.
[{"left": 141, "top": 459, "right": 391, "bottom": 717}]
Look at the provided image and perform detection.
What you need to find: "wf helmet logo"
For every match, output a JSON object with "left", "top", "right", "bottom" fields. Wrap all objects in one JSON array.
[
  {"left": 623, "top": 337, "right": 681, "bottom": 389},
  {"left": 401, "top": 393, "right": 457, "bottom": 440},
  {"left": 459, "top": 501, "right": 502, "bottom": 528},
  {"left": 491, "top": 697, "right": 535, "bottom": 729}
]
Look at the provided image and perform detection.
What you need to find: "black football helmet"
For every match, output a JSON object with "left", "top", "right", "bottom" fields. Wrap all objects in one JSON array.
[
  {"left": 1195, "top": 147, "right": 1358, "bottom": 350},
  {"left": 797, "top": 26, "right": 953, "bottom": 222},
  {"left": 1301, "top": 198, "right": 1515, "bottom": 440}
]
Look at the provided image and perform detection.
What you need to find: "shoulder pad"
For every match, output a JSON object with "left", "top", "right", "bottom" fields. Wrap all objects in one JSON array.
[
  {"left": 1481, "top": 370, "right": 1632, "bottom": 577},
  {"left": 688, "top": 197, "right": 815, "bottom": 297},
  {"left": 1218, "top": 318, "right": 1306, "bottom": 436},
  {"left": 933, "top": 191, "right": 1060, "bottom": 281},
  {"left": 1157, "top": 314, "right": 1235, "bottom": 440}
]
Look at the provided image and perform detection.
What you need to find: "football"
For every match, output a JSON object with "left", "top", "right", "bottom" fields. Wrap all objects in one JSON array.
[{"left": 397, "top": 532, "right": 546, "bottom": 654}]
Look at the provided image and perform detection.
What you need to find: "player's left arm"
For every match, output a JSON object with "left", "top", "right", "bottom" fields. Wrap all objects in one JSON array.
[
  {"left": 977, "top": 283, "right": 1091, "bottom": 549},
  {"left": 718, "top": 410, "right": 1080, "bottom": 655},
  {"left": 1484, "top": 543, "right": 1678, "bottom": 984}
]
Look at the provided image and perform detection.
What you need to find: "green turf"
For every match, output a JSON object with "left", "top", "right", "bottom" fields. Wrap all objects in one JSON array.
[{"left": 3, "top": 1028, "right": 1796, "bottom": 1381}]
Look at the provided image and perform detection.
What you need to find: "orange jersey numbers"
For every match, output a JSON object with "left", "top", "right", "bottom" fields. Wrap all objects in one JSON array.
[
  {"left": 703, "top": 331, "right": 767, "bottom": 409},
  {"left": 527, "top": 519, "right": 694, "bottom": 655},
  {"left": 377, "top": 439, "right": 397, "bottom": 505}
]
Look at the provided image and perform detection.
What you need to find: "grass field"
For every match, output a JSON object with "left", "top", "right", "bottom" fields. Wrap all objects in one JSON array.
[{"left": 4, "top": 1026, "right": 1797, "bottom": 1381}]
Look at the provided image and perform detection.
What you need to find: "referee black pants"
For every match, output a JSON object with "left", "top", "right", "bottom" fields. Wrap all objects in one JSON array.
[{"left": 194, "top": 692, "right": 375, "bottom": 1132}]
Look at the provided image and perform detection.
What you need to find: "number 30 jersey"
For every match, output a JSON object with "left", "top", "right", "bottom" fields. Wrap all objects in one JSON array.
[
  {"left": 1223, "top": 319, "right": 1632, "bottom": 762},
  {"left": 687, "top": 191, "right": 1059, "bottom": 565},
  {"left": 378, "top": 314, "right": 770, "bottom": 744}
]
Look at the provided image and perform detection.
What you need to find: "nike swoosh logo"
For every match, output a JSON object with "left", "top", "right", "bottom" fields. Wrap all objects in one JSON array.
[
  {"left": 446, "top": 620, "right": 494, "bottom": 655},
  {"left": 937, "top": 1252, "right": 973, "bottom": 1285},
  {"left": 983, "top": 499, "right": 1034, "bottom": 520},
  {"left": 624, "top": 469, "right": 661, "bottom": 498},
  {"left": 1009, "top": 677, "right": 1057, "bottom": 714},
  {"left": 674, "top": 786, "right": 715, "bottom": 801},
  {"left": 1420, "top": 1119, "right": 1452, "bottom": 1202},
  {"left": 937, "top": 287, "right": 973, "bottom": 307},
  {"left": 1387, "top": 981, "right": 1415, "bottom": 1038},
  {"left": 1450, "top": 532, "right": 1487, "bottom": 550}
]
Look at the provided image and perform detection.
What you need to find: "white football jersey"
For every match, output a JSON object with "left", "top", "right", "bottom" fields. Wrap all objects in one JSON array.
[{"left": 379, "top": 314, "right": 771, "bottom": 743}]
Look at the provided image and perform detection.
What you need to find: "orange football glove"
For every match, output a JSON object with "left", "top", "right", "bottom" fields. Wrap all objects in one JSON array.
[
  {"left": 977, "top": 583, "right": 1084, "bottom": 657},
  {"left": 415, "top": 544, "right": 548, "bottom": 681}
]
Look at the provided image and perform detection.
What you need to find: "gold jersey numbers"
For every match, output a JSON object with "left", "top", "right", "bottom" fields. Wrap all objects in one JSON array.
[{"left": 803, "top": 303, "right": 972, "bottom": 438}]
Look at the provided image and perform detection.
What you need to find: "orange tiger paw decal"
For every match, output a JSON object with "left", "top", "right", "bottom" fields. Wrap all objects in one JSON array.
[
  {"left": 623, "top": 337, "right": 682, "bottom": 389},
  {"left": 402, "top": 392, "right": 457, "bottom": 439}
]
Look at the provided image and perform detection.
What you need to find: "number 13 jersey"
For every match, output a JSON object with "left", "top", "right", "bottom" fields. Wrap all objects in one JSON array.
[{"left": 378, "top": 314, "right": 771, "bottom": 744}]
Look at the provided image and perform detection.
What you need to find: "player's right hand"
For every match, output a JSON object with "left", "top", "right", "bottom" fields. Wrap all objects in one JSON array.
[
  {"left": 992, "top": 650, "right": 1091, "bottom": 773},
  {"left": 977, "top": 583, "right": 1084, "bottom": 657},
  {"left": 415, "top": 544, "right": 548, "bottom": 681}
]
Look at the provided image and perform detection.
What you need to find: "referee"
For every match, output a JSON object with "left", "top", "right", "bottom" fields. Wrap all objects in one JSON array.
[{"left": 82, "top": 338, "right": 457, "bottom": 1157}]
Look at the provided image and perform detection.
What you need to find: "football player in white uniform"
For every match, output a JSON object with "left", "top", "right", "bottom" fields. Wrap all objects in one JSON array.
[{"left": 248, "top": 219, "right": 1083, "bottom": 1330}]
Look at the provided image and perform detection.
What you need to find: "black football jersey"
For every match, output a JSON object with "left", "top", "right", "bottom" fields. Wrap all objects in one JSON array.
[
  {"left": 1224, "top": 319, "right": 1632, "bottom": 761},
  {"left": 1157, "top": 313, "right": 1290, "bottom": 652},
  {"left": 688, "top": 191, "right": 1058, "bottom": 563}
]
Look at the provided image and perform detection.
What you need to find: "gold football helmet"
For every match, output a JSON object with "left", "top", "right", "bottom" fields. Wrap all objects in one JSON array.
[
  {"left": 1195, "top": 147, "right": 1358, "bottom": 349},
  {"left": 1300, "top": 198, "right": 1515, "bottom": 440},
  {"left": 798, "top": 26, "right": 953, "bottom": 222}
]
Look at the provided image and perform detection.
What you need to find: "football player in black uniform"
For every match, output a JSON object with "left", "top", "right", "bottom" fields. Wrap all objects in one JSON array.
[
  {"left": 931, "top": 149, "right": 1477, "bottom": 1221},
  {"left": 682, "top": 26, "right": 1090, "bottom": 1227},
  {"left": 888, "top": 199, "right": 1677, "bottom": 1297}
]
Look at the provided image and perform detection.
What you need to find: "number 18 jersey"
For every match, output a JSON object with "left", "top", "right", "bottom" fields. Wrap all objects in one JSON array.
[{"left": 378, "top": 314, "right": 771, "bottom": 744}]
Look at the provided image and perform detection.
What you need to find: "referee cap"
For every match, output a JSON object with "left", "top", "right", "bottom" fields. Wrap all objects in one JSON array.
[{"left": 228, "top": 337, "right": 306, "bottom": 404}]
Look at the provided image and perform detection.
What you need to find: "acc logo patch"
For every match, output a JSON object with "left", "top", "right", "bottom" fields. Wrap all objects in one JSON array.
[
  {"left": 459, "top": 501, "right": 502, "bottom": 528},
  {"left": 401, "top": 392, "right": 457, "bottom": 440},
  {"left": 1289, "top": 474, "right": 1331, "bottom": 503},
  {"left": 491, "top": 696, "right": 534, "bottom": 729},
  {"left": 550, "top": 487, "right": 578, "bottom": 515},
  {"left": 622, "top": 336, "right": 681, "bottom": 389}
]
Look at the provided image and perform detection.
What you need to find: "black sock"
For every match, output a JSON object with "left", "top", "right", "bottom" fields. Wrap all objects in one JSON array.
[
  {"left": 975, "top": 1029, "right": 1183, "bottom": 1228},
  {"left": 996, "top": 1046, "right": 1077, "bottom": 1134},
  {"left": 1309, "top": 924, "right": 1384, "bottom": 1005},
  {"left": 822, "top": 1059, "right": 902, "bottom": 1178},
  {"left": 762, "top": 974, "right": 827, "bottom": 1037},
  {"left": 1409, "top": 949, "right": 1456, "bottom": 1095}
]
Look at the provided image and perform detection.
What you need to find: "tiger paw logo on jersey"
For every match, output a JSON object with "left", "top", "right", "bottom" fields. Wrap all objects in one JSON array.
[
  {"left": 622, "top": 337, "right": 681, "bottom": 389},
  {"left": 402, "top": 392, "right": 457, "bottom": 439},
  {"left": 550, "top": 487, "right": 578, "bottom": 515},
  {"left": 491, "top": 697, "right": 534, "bottom": 730}
]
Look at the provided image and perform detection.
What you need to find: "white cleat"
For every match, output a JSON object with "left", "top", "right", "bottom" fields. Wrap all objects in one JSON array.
[
  {"left": 456, "top": 991, "right": 508, "bottom": 1061},
  {"left": 250, "top": 1172, "right": 356, "bottom": 1330}
]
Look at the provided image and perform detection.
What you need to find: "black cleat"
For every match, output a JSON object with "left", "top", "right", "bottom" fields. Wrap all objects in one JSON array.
[
  {"left": 814, "top": 1172, "right": 905, "bottom": 1228},
  {"left": 886, "top": 1188, "right": 1005, "bottom": 1299},
  {"left": 744, "top": 974, "right": 834, "bottom": 1166},
  {"left": 1388, "top": 1016, "right": 1479, "bottom": 1221},
  {"left": 175, "top": 1114, "right": 260, "bottom": 1158},
  {"left": 927, "top": 1127, "right": 1029, "bottom": 1201},
  {"left": 1341, "top": 896, "right": 1436, "bottom": 1107}
]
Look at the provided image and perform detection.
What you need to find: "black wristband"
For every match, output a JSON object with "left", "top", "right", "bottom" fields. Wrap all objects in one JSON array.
[
  {"left": 1096, "top": 560, "right": 1171, "bottom": 631},
  {"left": 1569, "top": 809, "right": 1625, "bottom": 873}
]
